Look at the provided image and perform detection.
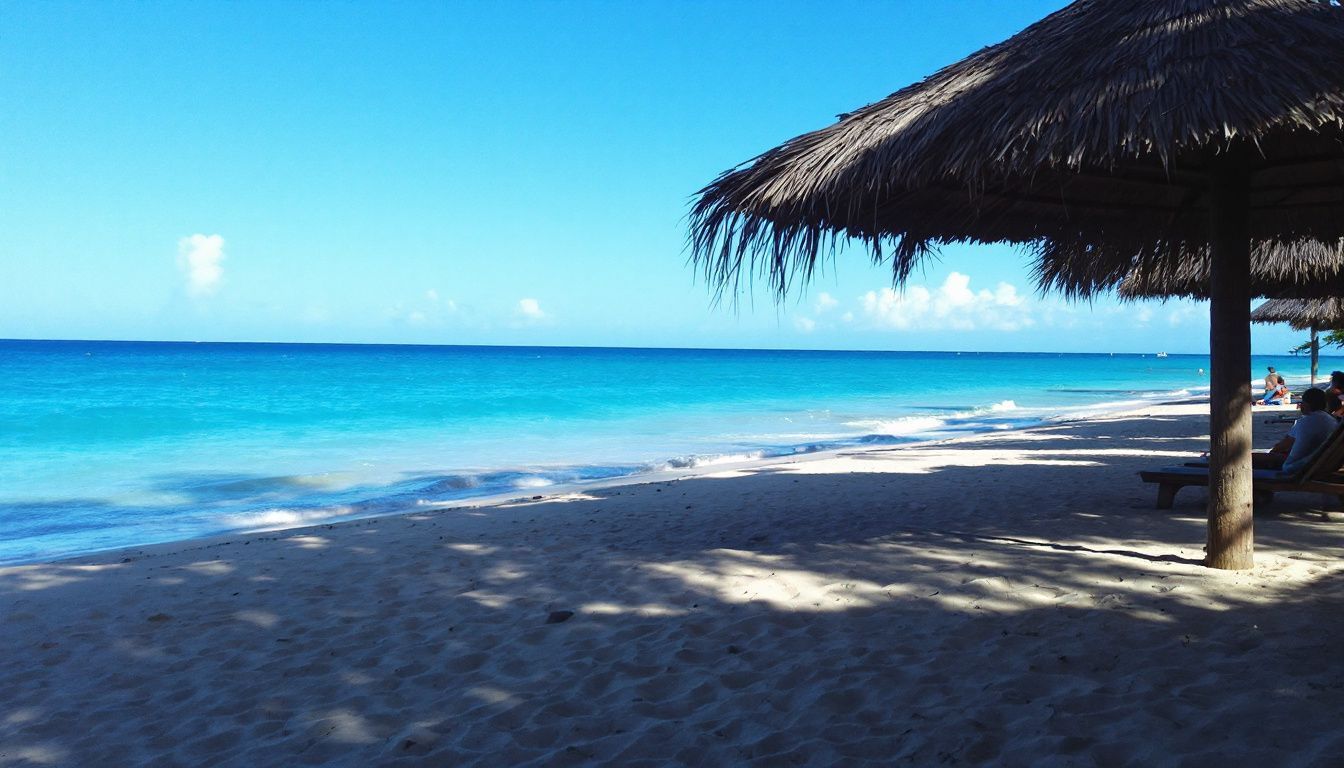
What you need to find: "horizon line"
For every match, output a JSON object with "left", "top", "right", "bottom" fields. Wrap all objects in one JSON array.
[{"left": 0, "top": 336, "right": 1325, "bottom": 358}]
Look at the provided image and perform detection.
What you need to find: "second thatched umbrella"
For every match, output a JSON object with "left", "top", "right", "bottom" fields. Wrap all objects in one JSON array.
[
  {"left": 690, "top": 0, "right": 1344, "bottom": 569},
  {"left": 1113, "top": 247, "right": 1344, "bottom": 385},
  {"left": 1251, "top": 298, "right": 1344, "bottom": 385}
]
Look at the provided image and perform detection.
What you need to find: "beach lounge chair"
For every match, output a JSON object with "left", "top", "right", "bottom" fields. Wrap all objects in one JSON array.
[{"left": 1139, "top": 420, "right": 1344, "bottom": 510}]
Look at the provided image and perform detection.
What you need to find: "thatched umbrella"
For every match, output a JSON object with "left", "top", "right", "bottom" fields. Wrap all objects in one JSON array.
[
  {"left": 1114, "top": 246, "right": 1344, "bottom": 385},
  {"left": 689, "top": 0, "right": 1344, "bottom": 569},
  {"left": 1115, "top": 262, "right": 1344, "bottom": 386},
  {"left": 1251, "top": 298, "right": 1344, "bottom": 384}
]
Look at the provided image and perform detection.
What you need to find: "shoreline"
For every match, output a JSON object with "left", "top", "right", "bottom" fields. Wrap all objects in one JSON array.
[
  {"left": 5, "top": 397, "right": 1344, "bottom": 764},
  {"left": 15, "top": 339, "right": 1331, "bottom": 568},
  {"left": 17, "top": 393, "right": 1212, "bottom": 569}
]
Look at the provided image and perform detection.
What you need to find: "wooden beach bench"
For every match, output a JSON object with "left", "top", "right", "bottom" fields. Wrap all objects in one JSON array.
[
  {"left": 1139, "top": 421, "right": 1344, "bottom": 510},
  {"left": 1256, "top": 399, "right": 1301, "bottom": 424}
]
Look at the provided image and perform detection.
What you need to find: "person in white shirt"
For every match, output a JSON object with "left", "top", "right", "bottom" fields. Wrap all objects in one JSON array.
[{"left": 1253, "top": 387, "right": 1339, "bottom": 472}]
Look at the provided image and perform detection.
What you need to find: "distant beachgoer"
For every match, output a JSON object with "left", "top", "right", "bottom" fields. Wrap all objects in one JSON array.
[
  {"left": 1258, "top": 369, "right": 1280, "bottom": 402},
  {"left": 1257, "top": 375, "right": 1288, "bottom": 406},
  {"left": 1253, "top": 388, "right": 1339, "bottom": 472}
]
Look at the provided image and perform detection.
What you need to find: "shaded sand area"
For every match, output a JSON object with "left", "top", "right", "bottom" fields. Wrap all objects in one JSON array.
[{"left": 4, "top": 401, "right": 1344, "bottom": 766}]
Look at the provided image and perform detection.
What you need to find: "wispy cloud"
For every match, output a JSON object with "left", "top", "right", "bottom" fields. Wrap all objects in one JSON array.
[
  {"left": 859, "top": 272, "right": 1032, "bottom": 331},
  {"left": 177, "top": 234, "right": 225, "bottom": 297},
  {"left": 424, "top": 289, "right": 457, "bottom": 313},
  {"left": 302, "top": 304, "right": 331, "bottom": 325},
  {"left": 813, "top": 292, "right": 838, "bottom": 314},
  {"left": 794, "top": 316, "right": 816, "bottom": 333},
  {"left": 1168, "top": 305, "right": 1201, "bottom": 327},
  {"left": 387, "top": 290, "right": 461, "bottom": 328}
]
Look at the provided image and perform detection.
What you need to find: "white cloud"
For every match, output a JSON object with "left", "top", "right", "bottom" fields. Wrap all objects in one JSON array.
[
  {"left": 177, "top": 234, "right": 225, "bottom": 297},
  {"left": 794, "top": 316, "right": 816, "bottom": 333},
  {"left": 859, "top": 272, "right": 1034, "bottom": 332},
  {"left": 814, "top": 292, "right": 839, "bottom": 314},
  {"left": 517, "top": 298, "right": 545, "bottom": 320},
  {"left": 425, "top": 289, "right": 439, "bottom": 302}
]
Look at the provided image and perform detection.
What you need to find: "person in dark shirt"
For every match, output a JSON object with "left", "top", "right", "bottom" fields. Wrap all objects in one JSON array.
[{"left": 1328, "top": 370, "right": 1344, "bottom": 418}]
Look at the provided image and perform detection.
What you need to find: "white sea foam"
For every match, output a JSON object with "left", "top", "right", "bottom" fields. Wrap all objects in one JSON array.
[
  {"left": 844, "top": 416, "right": 948, "bottom": 436},
  {"left": 846, "top": 401, "right": 1020, "bottom": 440},
  {"left": 659, "top": 451, "right": 767, "bottom": 470},
  {"left": 220, "top": 506, "right": 356, "bottom": 532},
  {"left": 514, "top": 477, "right": 555, "bottom": 489},
  {"left": 1140, "top": 388, "right": 1191, "bottom": 400}
]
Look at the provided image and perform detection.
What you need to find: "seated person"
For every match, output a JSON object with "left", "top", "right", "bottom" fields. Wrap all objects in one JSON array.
[
  {"left": 1328, "top": 370, "right": 1344, "bottom": 418},
  {"left": 1252, "top": 387, "right": 1339, "bottom": 471},
  {"left": 1256, "top": 375, "right": 1289, "bottom": 405}
]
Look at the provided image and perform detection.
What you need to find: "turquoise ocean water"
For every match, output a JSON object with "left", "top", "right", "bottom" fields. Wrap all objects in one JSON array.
[{"left": 3, "top": 340, "right": 1340, "bottom": 564}]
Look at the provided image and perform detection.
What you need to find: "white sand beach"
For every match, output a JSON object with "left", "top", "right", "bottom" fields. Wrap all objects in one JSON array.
[{"left": 4, "top": 400, "right": 1344, "bottom": 767}]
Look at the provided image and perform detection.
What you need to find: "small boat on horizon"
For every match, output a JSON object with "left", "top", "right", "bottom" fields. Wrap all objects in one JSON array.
[{"left": 1156, "top": 352, "right": 1168, "bottom": 358}]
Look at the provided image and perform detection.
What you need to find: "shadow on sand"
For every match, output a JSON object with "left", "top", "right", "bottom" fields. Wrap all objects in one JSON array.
[{"left": 2, "top": 410, "right": 1343, "bottom": 766}]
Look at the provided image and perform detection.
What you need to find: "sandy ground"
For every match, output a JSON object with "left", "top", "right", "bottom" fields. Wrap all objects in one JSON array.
[{"left": 3, "top": 401, "right": 1344, "bottom": 767}]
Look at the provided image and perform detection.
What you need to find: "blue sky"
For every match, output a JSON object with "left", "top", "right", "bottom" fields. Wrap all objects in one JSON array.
[{"left": 0, "top": 0, "right": 1312, "bottom": 354}]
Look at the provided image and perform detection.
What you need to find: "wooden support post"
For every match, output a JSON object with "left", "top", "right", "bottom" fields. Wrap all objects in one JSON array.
[
  {"left": 1205, "top": 160, "right": 1254, "bottom": 570},
  {"left": 1311, "top": 326, "right": 1319, "bottom": 387}
]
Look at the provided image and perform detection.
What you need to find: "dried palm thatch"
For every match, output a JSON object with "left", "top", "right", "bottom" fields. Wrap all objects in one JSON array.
[
  {"left": 1249, "top": 297, "right": 1344, "bottom": 330},
  {"left": 691, "top": 0, "right": 1344, "bottom": 301},
  {"left": 1110, "top": 240, "right": 1344, "bottom": 300},
  {"left": 688, "top": 0, "right": 1344, "bottom": 571}
]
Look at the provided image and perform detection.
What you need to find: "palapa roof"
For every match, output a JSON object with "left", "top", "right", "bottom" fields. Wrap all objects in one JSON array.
[
  {"left": 1250, "top": 297, "right": 1344, "bottom": 329},
  {"left": 690, "top": 0, "right": 1344, "bottom": 300}
]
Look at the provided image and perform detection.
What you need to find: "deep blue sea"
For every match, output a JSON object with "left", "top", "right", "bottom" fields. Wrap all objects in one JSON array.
[{"left": 3, "top": 340, "right": 1340, "bottom": 564}]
